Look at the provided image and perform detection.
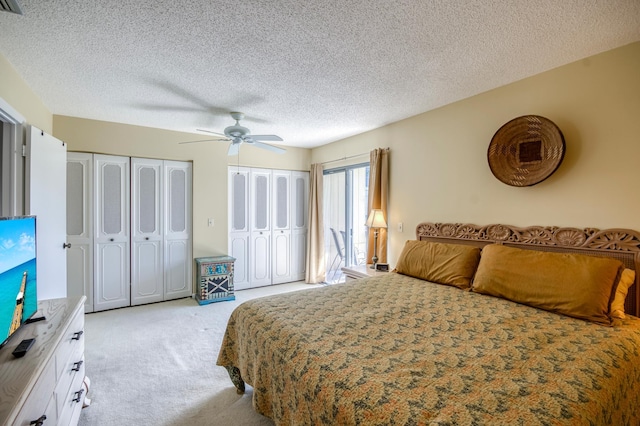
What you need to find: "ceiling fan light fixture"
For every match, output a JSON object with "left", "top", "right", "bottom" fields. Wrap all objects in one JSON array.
[
  {"left": 224, "top": 124, "right": 250, "bottom": 138},
  {"left": 179, "top": 111, "right": 285, "bottom": 155}
]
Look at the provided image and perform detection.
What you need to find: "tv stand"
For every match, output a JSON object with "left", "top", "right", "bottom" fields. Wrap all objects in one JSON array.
[{"left": 0, "top": 296, "right": 87, "bottom": 425}]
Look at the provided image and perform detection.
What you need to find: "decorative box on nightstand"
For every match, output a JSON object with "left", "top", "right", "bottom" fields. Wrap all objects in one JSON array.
[
  {"left": 341, "top": 264, "right": 389, "bottom": 281},
  {"left": 195, "top": 256, "right": 236, "bottom": 305}
]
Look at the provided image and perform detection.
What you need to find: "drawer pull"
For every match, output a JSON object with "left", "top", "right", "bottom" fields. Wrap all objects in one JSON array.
[
  {"left": 72, "top": 330, "right": 84, "bottom": 340},
  {"left": 72, "top": 360, "right": 84, "bottom": 372},
  {"left": 73, "top": 388, "right": 85, "bottom": 403},
  {"left": 30, "top": 415, "right": 46, "bottom": 426}
]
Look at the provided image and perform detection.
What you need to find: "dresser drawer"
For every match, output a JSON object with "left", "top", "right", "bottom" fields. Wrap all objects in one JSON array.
[
  {"left": 57, "top": 359, "right": 86, "bottom": 426},
  {"left": 12, "top": 359, "right": 57, "bottom": 426},
  {"left": 55, "top": 308, "right": 85, "bottom": 380},
  {"left": 55, "top": 354, "right": 85, "bottom": 418}
]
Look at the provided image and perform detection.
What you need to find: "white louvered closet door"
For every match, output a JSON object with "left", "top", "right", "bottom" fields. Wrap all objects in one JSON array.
[
  {"left": 66, "top": 152, "right": 94, "bottom": 313},
  {"left": 249, "top": 168, "right": 271, "bottom": 287},
  {"left": 228, "top": 167, "right": 250, "bottom": 290},
  {"left": 290, "top": 171, "right": 309, "bottom": 281},
  {"left": 94, "top": 155, "right": 130, "bottom": 312},
  {"left": 131, "top": 158, "right": 164, "bottom": 305},
  {"left": 272, "top": 170, "right": 291, "bottom": 284},
  {"left": 164, "top": 161, "right": 192, "bottom": 299}
]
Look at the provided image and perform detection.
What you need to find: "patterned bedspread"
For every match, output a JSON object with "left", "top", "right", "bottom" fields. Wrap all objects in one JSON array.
[{"left": 216, "top": 273, "right": 640, "bottom": 425}]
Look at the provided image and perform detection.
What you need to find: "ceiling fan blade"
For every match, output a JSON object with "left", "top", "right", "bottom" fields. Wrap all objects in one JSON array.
[
  {"left": 228, "top": 143, "right": 240, "bottom": 156},
  {"left": 134, "top": 104, "right": 206, "bottom": 113},
  {"left": 251, "top": 141, "right": 286, "bottom": 154},
  {"left": 196, "top": 128, "right": 227, "bottom": 137},
  {"left": 249, "top": 134, "right": 283, "bottom": 142},
  {"left": 178, "top": 138, "right": 229, "bottom": 144}
]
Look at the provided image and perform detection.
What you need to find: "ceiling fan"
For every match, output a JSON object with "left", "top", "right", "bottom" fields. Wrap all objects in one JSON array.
[{"left": 179, "top": 112, "right": 285, "bottom": 156}]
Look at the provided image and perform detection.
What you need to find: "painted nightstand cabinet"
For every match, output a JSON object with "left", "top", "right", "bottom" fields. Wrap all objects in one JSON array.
[{"left": 195, "top": 256, "right": 236, "bottom": 304}]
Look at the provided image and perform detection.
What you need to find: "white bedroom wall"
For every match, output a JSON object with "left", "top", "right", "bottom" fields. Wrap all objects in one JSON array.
[{"left": 311, "top": 42, "right": 640, "bottom": 266}]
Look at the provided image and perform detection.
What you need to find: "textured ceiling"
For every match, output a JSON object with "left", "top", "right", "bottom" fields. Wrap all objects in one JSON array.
[{"left": 1, "top": 1, "right": 639, "bottom": 149}]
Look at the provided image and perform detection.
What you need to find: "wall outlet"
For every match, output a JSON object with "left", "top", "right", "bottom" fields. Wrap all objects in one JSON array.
[
  {"left": 398, "top": 222, "right": 403, "bottom": 232},
  {"left": 208, "top": 218, "right": 214, "bottom": 227}
]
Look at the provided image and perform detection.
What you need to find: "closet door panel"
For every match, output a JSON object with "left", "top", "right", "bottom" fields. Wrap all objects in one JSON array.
[
  {"left": 229, "top": 168, "right": 250, "bottom": 233},
  {"left": 66, "top": 152, "right": 94, "bottom": 312},
  {"left": 165, "top": 239, "right": 190, "bottom": 295},
  {"left": 230, "top": 233, "right": 249, "bottom": 290},
  {"left": 291, "top": 230, "right": 307, "bottom": 282},
  {"left": 251, "top": 169, "right": 271, "bottom": 233},
  {"left": 291, "top": 172, "right": 309, "bottom": 232},
  {"left": 131, "top": 158, "right": 164, "bottom": 305},
  {"left": 94, "top": 155, "right": 130, "bottom": 312},
  {"left": 272, "top": 170, "right": 291, "bottom": 284},
  {"left": 272, "top": 230, "right": 290, "bottom": 284},
  {"left": 96, "top": 242, "right": 129, "bottom": 307},
  {"left": 291, "top": 171, "right": 309, "bottom": 281},
  {"left": 249, "top": 169, "right": 271, "bottom": 287},
  {"left": 164, "top": 161, "right": 192, "bottom": 299},
  {"left": 133, "top": 241, "right": 162, "bottom": 297},
  {"left": 229, "top": 167, "right": 250, "bottom": 289},
  {"left": 250, "top": 232, "right": 271, "bottom": 285},
  {"left": 272, "top": 171, "right": 290, "bottom": 231}
]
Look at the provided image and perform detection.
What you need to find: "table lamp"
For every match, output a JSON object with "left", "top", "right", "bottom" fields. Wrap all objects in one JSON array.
[{"left": 366, "top": 209, "right": 387, "bottom": 269}]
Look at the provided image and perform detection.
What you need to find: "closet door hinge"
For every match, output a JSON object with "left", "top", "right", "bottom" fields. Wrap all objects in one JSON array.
[{"left": 21, "top": 144, "right": 26, "bottom": 157}]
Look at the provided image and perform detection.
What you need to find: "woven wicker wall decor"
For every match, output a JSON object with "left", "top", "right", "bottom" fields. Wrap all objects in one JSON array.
[{"left": 488, "top": 115, "right": 565, "bottom": 186}]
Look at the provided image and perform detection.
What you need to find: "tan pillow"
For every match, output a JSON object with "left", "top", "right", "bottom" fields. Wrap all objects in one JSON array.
[
  {"left": 472, "top": 244, "right": 624, "bottom": 325},
  {"left": 610, "top": 268, "right": 636, "bottom": 319},
  {"left": 395, "top": 240, "right": 481, "bottom": 289}
]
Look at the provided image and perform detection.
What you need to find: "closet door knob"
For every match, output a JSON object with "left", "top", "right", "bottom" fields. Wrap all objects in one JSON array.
[
  {"left": 30, "top": 415, "right": 46, "bottom": 426},
  {"left": 109, "top": 238, "right": 114, "bottom": 242}
]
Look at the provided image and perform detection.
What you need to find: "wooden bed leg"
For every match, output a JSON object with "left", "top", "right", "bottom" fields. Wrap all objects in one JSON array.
[{"left": 224, "top": 366, "right": 246, "bottom": 394}]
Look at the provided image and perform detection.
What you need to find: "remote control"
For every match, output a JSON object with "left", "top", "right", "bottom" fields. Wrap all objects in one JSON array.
[{"left": 12, "top": 338, "right": 35, "bottom": 358}]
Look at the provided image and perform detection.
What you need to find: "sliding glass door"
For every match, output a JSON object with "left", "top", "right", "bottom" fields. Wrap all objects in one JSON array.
[{"left": 323, "top": 163, "right": 369, "bottom": 283}]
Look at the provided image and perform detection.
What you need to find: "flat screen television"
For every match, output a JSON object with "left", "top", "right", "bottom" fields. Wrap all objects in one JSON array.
[{"left": 0, "top": 216, "right": 37, "bottom": 349}]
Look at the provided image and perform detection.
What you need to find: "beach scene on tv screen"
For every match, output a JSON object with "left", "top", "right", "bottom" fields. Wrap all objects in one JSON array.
[{"left": 0, "top": 217, "right": 37, "bottom": 342}]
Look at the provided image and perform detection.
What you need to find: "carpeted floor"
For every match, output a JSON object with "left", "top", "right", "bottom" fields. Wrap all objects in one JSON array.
[{"left": 78, "top": 282, "right": 322, "bottom": 426}]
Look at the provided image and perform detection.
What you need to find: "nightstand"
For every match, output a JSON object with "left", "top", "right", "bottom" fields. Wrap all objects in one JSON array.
[
  {"left": 195, "top": 256, "right": 235, "bottom": 304},
  {"left": 341, "top": 264, "right": 389, "bottom": 281}
]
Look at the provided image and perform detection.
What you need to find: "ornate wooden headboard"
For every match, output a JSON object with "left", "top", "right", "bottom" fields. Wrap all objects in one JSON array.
[{"left": 416, "top": 222, "right": 640, "bottom": 317}]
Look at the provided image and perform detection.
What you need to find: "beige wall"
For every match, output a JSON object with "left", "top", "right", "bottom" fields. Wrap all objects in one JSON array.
[
  {"left": 53, "top": 116, "right": 311, "bottom": 257},
  {"left": 312, "top": 42, "right": 640, "bottom": 266},
  {"left": 0, "top": 54, "right": 52, "bottom": 132}
]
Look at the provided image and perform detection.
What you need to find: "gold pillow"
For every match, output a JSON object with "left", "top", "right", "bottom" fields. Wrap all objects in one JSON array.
[
  {"left": 610, "top": 268, "right": 636, "bottom": 319},
  {"left": 472, "top": 244, "right": 624, "bottom": 325},
  {"left": 395, "top": 240, "right": 481, "bottom": 289}
]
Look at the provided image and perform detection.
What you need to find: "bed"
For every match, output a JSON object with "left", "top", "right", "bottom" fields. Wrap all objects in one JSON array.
[{"left": 217, "top": 222, "right": 640, "bottom": 425}]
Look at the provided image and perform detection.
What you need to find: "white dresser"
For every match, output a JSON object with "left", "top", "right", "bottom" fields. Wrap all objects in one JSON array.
[{"left": 0, "top": 296, "right": 86, "bottom": 426}]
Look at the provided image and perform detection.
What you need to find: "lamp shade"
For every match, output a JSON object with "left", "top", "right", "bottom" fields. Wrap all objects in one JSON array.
[{"left": 366, "top": 209, "right": 387, "bottom": 229}]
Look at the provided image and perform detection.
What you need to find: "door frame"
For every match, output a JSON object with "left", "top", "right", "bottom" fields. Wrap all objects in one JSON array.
[
  {"left": 323, "top": 162, "right": 369, "bottom": 275},
  {"left": 0, "top": 97, "right": 25, "bottom": 217}
]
